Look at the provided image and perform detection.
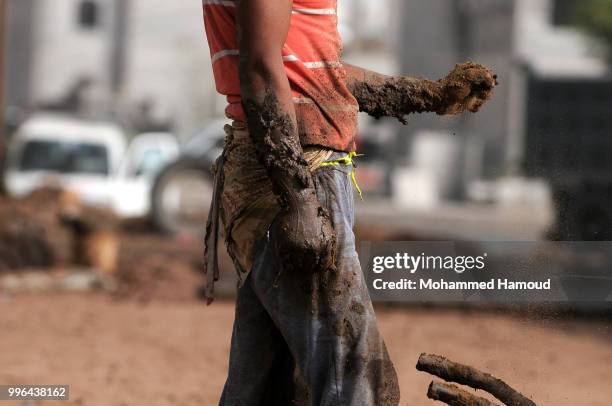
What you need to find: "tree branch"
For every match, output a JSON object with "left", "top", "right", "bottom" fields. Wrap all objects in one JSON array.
[
  {"left": 416, "top": 353, "right": 537, "bottom": 406},
  {"left": 427, "top": 381, "right": 501, "bottom": 406}
]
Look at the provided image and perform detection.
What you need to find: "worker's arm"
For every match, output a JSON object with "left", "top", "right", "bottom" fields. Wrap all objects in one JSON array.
[
  {"left": 236, "top": 0, "right": 336, "bottom": 272},
  {"left": 343, "top": 62, "right": 497, "bottom": 124}
]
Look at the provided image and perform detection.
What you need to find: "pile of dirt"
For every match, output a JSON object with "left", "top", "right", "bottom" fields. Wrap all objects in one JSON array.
[
  {"left": 0, "top": 188, "right": 72, "bottom": 271},
  {"left": 0, "top": 188, "right": 209, "bottom": 302},
  {"left": 115, "top": 233, "right": 207, "bottom": 302},
  {"left": 115, "top": 253, "right": 204, "bottom": 302}
]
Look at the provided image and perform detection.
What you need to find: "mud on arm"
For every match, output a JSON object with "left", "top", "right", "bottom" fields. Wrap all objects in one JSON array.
[
  {"left": 343, "top": 62, "right": 498, "bottom": 124},
  {"left": 236, "top": 0, "right": 336, "bottom": 273}
]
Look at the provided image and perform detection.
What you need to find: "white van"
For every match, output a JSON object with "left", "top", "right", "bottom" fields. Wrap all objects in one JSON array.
[
  {"left": 4, "top": 114, "right": 178, "bottom": 218},
  {"left": 5, "top": 114, "right": 126, "bottom": 208}
]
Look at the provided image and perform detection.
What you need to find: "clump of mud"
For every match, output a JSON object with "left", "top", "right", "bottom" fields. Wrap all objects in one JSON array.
[{"left": 437, "top": 62, "right": 498, "bottom": 115}]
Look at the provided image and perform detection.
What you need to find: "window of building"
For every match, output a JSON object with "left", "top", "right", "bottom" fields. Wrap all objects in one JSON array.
[
  {"left": 552, "top": 0, "right": 579, "bottom": 27},
  {"left": 78, "top": 0, "right": 99, "bottom": 29}
]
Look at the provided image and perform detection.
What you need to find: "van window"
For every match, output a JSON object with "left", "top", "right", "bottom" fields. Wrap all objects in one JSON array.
[
  {"left": 127, "top": 148, "right": 168, "bottom": 178},
  {"left": 20, "top": 140, "right": 109, "bottom": 175}
]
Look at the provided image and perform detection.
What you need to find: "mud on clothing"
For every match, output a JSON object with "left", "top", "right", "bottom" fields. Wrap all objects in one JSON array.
[
  {"left": 218, "top": 123, "right": 400, "bottom": 405},
  {"left": 218, "top": 122, "right": 333, "bottom": 287},
  {"left": 202, "top": 0, "right": 359, "bottom": 151}
]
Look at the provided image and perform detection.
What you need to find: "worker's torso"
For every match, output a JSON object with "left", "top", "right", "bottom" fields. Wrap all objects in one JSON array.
[{"left": 203, "top": 0, "right": 358, "bottom": 151}]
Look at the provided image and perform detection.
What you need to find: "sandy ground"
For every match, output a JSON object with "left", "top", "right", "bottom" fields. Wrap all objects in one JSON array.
[{"left": 0, "top": 294, "right": 610, "bottom": 406}]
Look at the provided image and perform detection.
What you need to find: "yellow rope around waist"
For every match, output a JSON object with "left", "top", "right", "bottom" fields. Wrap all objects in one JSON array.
[{"left": 318, "top": 151, "right": 363, "bottom": 200}]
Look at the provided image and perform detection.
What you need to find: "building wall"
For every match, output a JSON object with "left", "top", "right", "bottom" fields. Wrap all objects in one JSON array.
[
  {"left": 338, "top": 0, "right": 400, "bottom": 50},
  {"left": 124, "top": 0, "right": 222, "bottom": 136},
  {"left": 9, "top": 0, "right": 221, "bottom": 136},
  {"left": 30, "top": 0, "right": 112, "bottom": 105},
  {"left": 514, "top": 0, "right": 606, "bottom": 77},
  {"left": 398, "top": 0, "right": 515, "bottom": 178},
  {"left": 5, "top": 0, "right": 36, "bottom": 110}
]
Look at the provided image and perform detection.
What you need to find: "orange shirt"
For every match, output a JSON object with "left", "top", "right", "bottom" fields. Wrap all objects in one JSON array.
[{"left": 203, "top": 0, "right": 358, "bottom": 151}]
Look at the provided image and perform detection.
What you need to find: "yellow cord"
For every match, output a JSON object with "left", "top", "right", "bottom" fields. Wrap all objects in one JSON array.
[{"left": 319, "top": 151, "right": 364, "bottom": 200}]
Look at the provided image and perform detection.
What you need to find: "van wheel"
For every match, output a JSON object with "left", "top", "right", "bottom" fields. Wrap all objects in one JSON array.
[{"left": 151, "top": 158, "right": 213, "bottom": 235}]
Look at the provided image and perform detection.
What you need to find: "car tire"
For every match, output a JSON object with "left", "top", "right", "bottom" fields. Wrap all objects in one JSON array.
[{"left": 151, "top": 157, "right": 215, "bottom": 235}]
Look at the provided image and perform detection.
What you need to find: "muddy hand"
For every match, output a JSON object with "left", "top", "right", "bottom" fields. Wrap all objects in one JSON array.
[
  {"left": 270, "top": 193, "right": 337, "bottom": 274},
  {"left": 437, "top": 62, "right": 498, "bottom": 115}
]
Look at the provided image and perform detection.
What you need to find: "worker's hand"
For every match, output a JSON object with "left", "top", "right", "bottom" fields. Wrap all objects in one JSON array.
[
  {"left": 270, "top": 191, "right": 337, "bottom": 274},
  {"left": 436, "top": 62, "right": 498, "bottom": 115}
]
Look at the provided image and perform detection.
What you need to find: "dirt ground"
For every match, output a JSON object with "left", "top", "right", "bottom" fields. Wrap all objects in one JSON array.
[{"left": 0, "top": 294, "right": 610, "bottom": 406}]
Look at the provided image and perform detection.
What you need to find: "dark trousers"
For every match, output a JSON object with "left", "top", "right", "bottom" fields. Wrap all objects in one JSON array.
[{"left": 220, "top": 160, "right": 400, "bottom": 406}]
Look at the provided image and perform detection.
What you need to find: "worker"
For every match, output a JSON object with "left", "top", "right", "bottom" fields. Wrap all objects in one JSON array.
[{"left": 202, "top": 0, "right": 497, "bottom": 404}]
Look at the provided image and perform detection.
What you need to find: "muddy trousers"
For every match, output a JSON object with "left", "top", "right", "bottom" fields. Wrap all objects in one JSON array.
[{"left": 219, "top": 161, "right": 400, "bottom": 406}]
